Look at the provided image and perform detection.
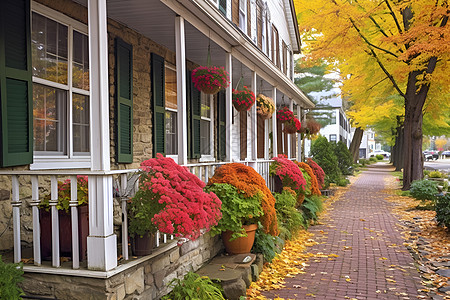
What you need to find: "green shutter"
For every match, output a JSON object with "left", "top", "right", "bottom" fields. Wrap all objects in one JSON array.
[
  {"left": 115, "top": 38, "right": 133, "bottom": 163},
  {"left": 0, "top": 0, "right": 33, "bottom": 167},
  {"left": 189, "top": 71, "right": 201, "bottom": 159},
  {"left": 151, "top": 53, "right": 165, "bottom": 157},
  {"left": 219, "top": 0, "right": 227, "bottom": 15},
  {"left": 217, "top": 90, "right": 226, "bottom": 160}
]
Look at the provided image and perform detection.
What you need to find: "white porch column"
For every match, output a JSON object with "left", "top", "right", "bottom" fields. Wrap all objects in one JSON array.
[
  {"left": 87, "top": 0, "right": 117, "bottom": 271},
  {"left": 225, "top": 53, "right": 233, "bottom": 161},
  {"left": 175, "top": 16, "right": 187, "bottom": 165},
  {"left": 249, "top": 71, "right": 257, "bottom": 160},
  {"left": 287, "top": 100, "right": 293, "bottom": 158},
  {"left": 297, "top": 105, "right": 302, "bottom": 160},
  {"left": 272, "top": 87, "right": 277, "bottom": 157}
]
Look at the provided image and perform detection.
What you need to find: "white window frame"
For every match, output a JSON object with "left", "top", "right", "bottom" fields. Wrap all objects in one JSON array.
[
  {"left": 199, "top": 94, "right": 215, "bottom": 162},
  {"left": 164, "top": 63, "right": 178, "bottom": 161},
  {"left": 30, "top": 2, "right": 90, "bottom": 170},
  {"left": 262, "top": 9, "right": 267, "bottom": 54},
  {"left": 239, "top": 0, "right": 247, "bottom": 33}
]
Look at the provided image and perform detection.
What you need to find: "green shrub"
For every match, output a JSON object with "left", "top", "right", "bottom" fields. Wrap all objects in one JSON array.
[
  {"left": 423, "top": 170, "right": 430, "bottom": 177},
  {"left": 301, "top": 195, "right": 323, "bottom": 225},
  {"left": 162, "top": 272, "right": 225, "bottom": 300},
  {"left": 252, "top": 223, "right": 284, "bottom": 263},
  {"left": 376, "top": 154, "right": 384, "bottom": 160},
  {"left": 359, "top": 159, "right": 369, "bottom": 166},
  {"left": 0, "top": 256, "right": 24, "bottom": 300},
  {"left": 274, "top": 190, "right": 306, "bottom": 240},
  {"left": 410, "top": 179, "right": 439, "bottom": 201},
  {"left": 336, "top": 177, "right": 350, "bottom": 187},
  {"left": 436, "top": 194, "right": 450, "bottom": 229},
  {"left": 333, "top": 141, "right": 354, "bottom": 175},
  {"left": 369, "top": 157, "right": 377, "bottom": 162},
  {"left": 429, "top": 171, "right": 444, "bottom": 178},
  {"left": 310, "top": 136, "right": 341, "bottom": 185}
]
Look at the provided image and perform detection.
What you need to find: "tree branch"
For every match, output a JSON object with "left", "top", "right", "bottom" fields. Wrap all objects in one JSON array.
[
  {"left": 367, "top": 76, "right": 389, "bottom": 90},
  {"left": 349, "top": 19, "right": 399, "bottom": 58},
  {"left": 384, "top": 0, "right": 404, "bottom": 33}
]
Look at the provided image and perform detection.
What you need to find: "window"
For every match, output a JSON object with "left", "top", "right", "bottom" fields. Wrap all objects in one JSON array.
[
  {"left": 165, "top": 64, "right": 178, "bottom": 155},
  {"left": 219, "top": 0, "right": 227, "bottom": 15},
  {"left": 282, "top": 41, "right": 287, "bottom": 74},
  {"left": 31, "top": 9, "right": 90, "bottom": 167},
  {"left": 200, "top": 95, "right": 212, "bottom": 156},
  {"left": 331, "top": 111, "right": 336, "bottom": 124},
  {"left": 272, "top": 25, "right": 279, "bottom": 67},
  {"left": 239, "top": 0, "right": 247, "bottom": 32},
  {"left": 330, "top": 134, "right": 337, "bottom": 143}
]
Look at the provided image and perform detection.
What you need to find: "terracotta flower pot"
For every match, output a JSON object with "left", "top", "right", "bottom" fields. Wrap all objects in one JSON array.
[
  {"left": 200, "top": 85, "right": 222, "bottom": 95},
  {"left": 221, "top": 223, "right": 258, "bottom": 255},
  {"left": 131, "top": 232, "right": 156, "bottom": 256}
]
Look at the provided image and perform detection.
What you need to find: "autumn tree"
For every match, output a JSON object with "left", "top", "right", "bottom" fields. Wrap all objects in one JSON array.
[{"left": 295, "top": 0, "right": 449, "bottom": 189}]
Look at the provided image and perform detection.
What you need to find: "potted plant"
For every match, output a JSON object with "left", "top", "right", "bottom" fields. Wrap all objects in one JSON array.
[
  {"left": 39, "top": 176, "right": 89, "bottom": 260},
  {"left": 276, "top": 106, "right": 294, "bottom": 123},
  {"left": 205, "top": 163, "right": 278, "bottom": 254},
  {"left": 299, "top": 118, "right": 321, "bottom": 137},
  {"left": 256, "top": 94, "right": 275, "bottom": 119},
  {"left": 191, "top": 66, "right": 230, "bottom": 94},
  {"left": 283, "top": 117, "right": 301, "bottom": 134},
  {"left": 128, "top": 154, "right": 222, "bottom": 255},
  {"left": 232, "top": 86, "right": 256, "bottom": 111}
]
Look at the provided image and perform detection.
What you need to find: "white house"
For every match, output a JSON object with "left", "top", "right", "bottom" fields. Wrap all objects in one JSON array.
[{"left": 0, "top": 0, "right": 313, "bottom": 298}]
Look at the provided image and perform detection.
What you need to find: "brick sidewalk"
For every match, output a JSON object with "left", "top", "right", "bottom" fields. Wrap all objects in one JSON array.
[{"left": 263, "top": 163, "right": 427, "bottom": 300}]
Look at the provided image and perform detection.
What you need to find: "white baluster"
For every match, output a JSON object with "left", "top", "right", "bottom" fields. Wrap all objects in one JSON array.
[
  {"left": 163, "top": 233, "right": 167, "bottom": 244},
  {"left": 121, "top": 173, "right": 129, "bottom": 261},
  {"left": 70, "top": 176, "right": 79, "bottom": 269},
  {"left": 156, "top": 230, "right": 160, "bottom": 248},
  {"left": 50, "top": 176, "right": 60, "bottom": 267},
  {"left": 31, "top": 176, "right": 41, "bottom": 266},
  {"left": 199, "top": 167, "right": 203, "bottom": 182},
  {"left": 11, "top": 175, "right": 21, "bottom": 263}
]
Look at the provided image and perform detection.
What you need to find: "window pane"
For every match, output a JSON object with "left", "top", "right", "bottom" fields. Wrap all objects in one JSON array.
[
  {"left": 165, "top": 111, "right": 177, "bottom": 155},
  {"left": 73, "top": 31, "right": 90, "bottom": 90},
  {"left": 165, "top": 67, "right": 177, "bottom": 110},
  {"left": 73, "top": 94, "right": 90, "bottom": 153},
  {"left": 200, "top": 119, "right": 210, "bottom": 155},
  {"left": 201, "top": 96, "right": 211, "bottom": 118},
  {"left": 32, "top": 13, "right": 68, "bottom": 84},
  {"left": 33, "top": 84, "right": 67, "bottom": 154}
]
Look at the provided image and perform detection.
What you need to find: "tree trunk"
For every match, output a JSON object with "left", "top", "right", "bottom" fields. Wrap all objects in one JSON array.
[
  {"left": 402, "top": 67, "right": 434, "bottom": 190},
  {"left": 349, "top": 127, "right": 364, "bottom": 163}
]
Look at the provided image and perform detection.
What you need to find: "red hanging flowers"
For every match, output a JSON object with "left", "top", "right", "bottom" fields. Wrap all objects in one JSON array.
[
  {"left": 276, "top": 106, "right": 294, "bottom": 123},
  {"left": 191, "top": 66, "right": 230, "bottom": 94},
  {"left": 232, "top": 86, "right": 256, "bottom": 111}
]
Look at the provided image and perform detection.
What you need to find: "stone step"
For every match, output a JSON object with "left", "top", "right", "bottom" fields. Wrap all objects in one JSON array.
[{"left": 197, "top": 253, "right": 263, "bottom": 300}]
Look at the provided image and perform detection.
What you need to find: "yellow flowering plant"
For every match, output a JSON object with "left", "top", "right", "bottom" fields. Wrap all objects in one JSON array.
[{"left": 256, "top": 94, "right": 275, "bottom": 119}]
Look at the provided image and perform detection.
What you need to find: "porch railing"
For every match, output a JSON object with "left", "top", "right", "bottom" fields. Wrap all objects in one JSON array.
[{"left": 0, "top": 159, "right": 276, "bottom": 271}]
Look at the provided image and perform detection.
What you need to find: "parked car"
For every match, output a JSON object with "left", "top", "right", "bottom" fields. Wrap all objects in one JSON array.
[
  {"left": 441, "top": 150, "right": 450, "bottom": 158},
  {"left": 423, "top": 150, "right": 439, "bottom": 161},
  {"left": 369, "top": 150, "right": 390, "bottom": 159}
]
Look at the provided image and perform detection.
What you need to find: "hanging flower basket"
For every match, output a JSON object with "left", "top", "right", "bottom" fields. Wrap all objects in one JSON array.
[
  {"left": 276, "top": 106, "right": 294, "bottom": 123},
  {"left": 232, "top": 86, "right": 256, "bottom": 111},
  {"left": 299, "top": 118, "right": 321, "bottom": 136},
  {"left": 191, "top": 66, "right": 230, "bottom": 94},
  {"left": 283, "top": 117, "right": 301, "bottom": 134},
  {"left": 256, "top": 94, "right": 275, "bottom": 119}
]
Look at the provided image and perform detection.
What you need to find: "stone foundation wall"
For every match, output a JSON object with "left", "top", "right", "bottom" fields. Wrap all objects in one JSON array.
[{"left": 21, "top": 233, "right": 224, "bottom": 300}]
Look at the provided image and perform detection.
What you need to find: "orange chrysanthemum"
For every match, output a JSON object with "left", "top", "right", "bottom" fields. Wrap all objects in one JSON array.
[
  {"left": 296, "top": 162, "right": 322, "bottom": 196},
  {"left": 208, "top": 163, "right": 278, "bottom": 236}
]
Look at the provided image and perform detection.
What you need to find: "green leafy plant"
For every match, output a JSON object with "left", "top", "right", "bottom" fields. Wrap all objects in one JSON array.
[
  {"left": 423, "top": 170, "right": 430, "bottom": 177},
  {"left": 333, "top": 141, "right": 354, "bottom": 175},
  {"left": 252, "top": 223, "right": 284, "bottom": 263},
  {"left": 359, "top": 158, "right": 369, "bottom": 166},
  {"left": 39, "top": 175, "right": 88, "bottom": 212},
  {"left": 274, "top": 190, "right": 306, "bottom": 240},
  {"left": 0, "top": 255, "right": 24, "bottom": 299},
  {"left": 204, "top": 183, "right": 263, "bottom": 240},
  {"left": 128, "top": 188, "right": 166, "bottom": 237},
  {"left": 410, "top": 179, "right": 439, "bottom": 201},
  {"left": 429, "top": 171, "right": 444, "bottom": 178},
  {"left": 375, "top": 154, "right": 384, "bottom": 160},
  {"left": 435, "top": 194, "right": 450, "bottom": 229},
  {"left": 369, "top": 157, "right": 377, "bottom": 162},
  {"left": 162, "top": 272, "right": 225, "bottom": 300},
  {"left": 336, "top": 177, "right": 350, "bottom": 187},
  {"left": 310, "top": 136, "right": 341, "bottom": 186},
  {"left": 301, "top": 195, "right": 323, "bottom": 225}
]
